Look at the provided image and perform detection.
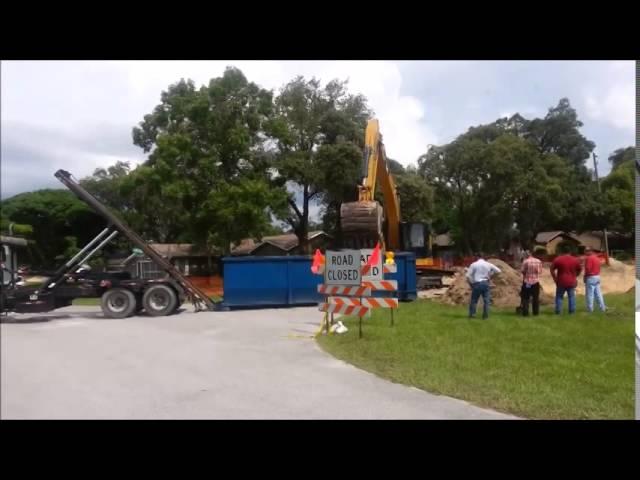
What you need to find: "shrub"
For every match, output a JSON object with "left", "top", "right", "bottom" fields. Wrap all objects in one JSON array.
[
  {"left": 533, "top": 246, "right": 547, "bottom": 256},
  {"left": 556, "top": 240, "right": 578, "bottom": 255}
]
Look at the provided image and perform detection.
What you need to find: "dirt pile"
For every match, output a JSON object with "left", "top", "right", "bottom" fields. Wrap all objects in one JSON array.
[{"left": 441, "top": 258, "right": 554, "bottom": 308}]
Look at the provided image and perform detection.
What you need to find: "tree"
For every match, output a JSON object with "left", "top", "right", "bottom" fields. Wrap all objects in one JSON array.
[
  {"left": 395, "top": 171, "right": 433, "bottom": 224},
  {"left": 266, "top": 77, "right": 371, "bottom": 252},
  {"left": 131, "top": 67, "right": 288, "bottom": 253},
  {"left": 601, "top": 154, "right": 634, "bottom": 234},
  {"left": 608, "top": 146, "right": 634, "bottom": 170},
  {"left": 0, "top": 190, "right": 103, "bottom": 268},
  {"left": 315, "top": 141, "right": 363, "bottom": 240},
  {"left": 418, "top": 99, "right": 600, "bottom": 253},
  {"left": 525, "top": 98, "right": 595, "bottom": 170}
]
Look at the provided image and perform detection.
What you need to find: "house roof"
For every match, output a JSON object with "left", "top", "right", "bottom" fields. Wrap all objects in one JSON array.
[
  {"left": 231, "top": 231, "right": 329, "bottom": 255},
  {"left": 534, "top": 231, "right": 579, "bottom": 244},
  {"left": 147, "top": 243, "right": 219, "bottom": 258},
  {"left": 574, "top": 230, "right": 631, "bottom": 240},
  {"left": 230, "top": 238, "right": 259, "bottom": 256},
  {"left": 433, "top": 233, "right": 453, "bottom": 247}
]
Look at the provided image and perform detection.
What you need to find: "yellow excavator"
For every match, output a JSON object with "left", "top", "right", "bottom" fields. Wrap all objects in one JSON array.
[{"left": 340, "top": 119, "right": 449, "bottom": 287}]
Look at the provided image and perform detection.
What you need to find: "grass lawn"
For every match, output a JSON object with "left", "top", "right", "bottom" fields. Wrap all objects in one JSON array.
[{"left": 317, "top": 292, "right": 634, "bottom": 419}]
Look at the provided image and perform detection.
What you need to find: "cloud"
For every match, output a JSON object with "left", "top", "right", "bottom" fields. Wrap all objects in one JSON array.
[
  {"left": 584, "top": 81, "right": 635, "bottom": 132},
  {"left": 1, "top": 60, "right": 635, "bottom": 197},
  {"left": 0, "top": 121, "right": 144, "bottom": 198},
  {"left": 1, "top": 61, "right": 438, "bottom": 198}
]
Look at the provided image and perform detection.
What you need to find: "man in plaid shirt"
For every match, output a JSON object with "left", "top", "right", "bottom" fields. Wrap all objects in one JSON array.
[{"left": 520, "top": 250, "right": 542, "bottom": 316}]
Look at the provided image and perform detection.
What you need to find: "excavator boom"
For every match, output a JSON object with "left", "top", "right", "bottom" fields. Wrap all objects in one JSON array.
[{"left": 340, "top": 119, "right": 401, "bottom": 250}]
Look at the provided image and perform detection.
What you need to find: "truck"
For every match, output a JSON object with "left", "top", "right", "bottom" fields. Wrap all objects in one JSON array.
[{"left": 1, "top": 170, "right": 216, "bottom": 318}]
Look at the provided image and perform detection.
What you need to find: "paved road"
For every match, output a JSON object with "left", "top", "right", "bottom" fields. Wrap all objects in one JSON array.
[{"left": 1, "top": 306, "right": 517, "bottom": 419}]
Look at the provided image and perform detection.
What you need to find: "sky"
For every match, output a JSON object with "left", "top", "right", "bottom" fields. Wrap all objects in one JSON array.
[{"left": 1, "top": 60, "right": 635, "bottom": 201}]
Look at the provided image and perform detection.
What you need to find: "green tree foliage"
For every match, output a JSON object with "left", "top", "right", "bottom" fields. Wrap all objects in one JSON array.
[
  {"left": 266, "top": 77, "right": 371, "bottom": 252},
  {"left": 607, "top": 146, "right": 634, "bottom": 170},
  {"left": 395, "top": 171, "right": 433, "bottom": 224},
  {"left": 131, "top": 67, "right": 289, "bottom": 253},
  {"left": 1, "top": 190, "right": 103, "bottom": 268},
  {"left": 525, "top": 98, "right": 595, "bottom": 170},
  {"left": 418, "top": 99, "right": 598, "bottom": 253},
  {"left": 601, "top": 150, "right": 634, "bottom": 234}
]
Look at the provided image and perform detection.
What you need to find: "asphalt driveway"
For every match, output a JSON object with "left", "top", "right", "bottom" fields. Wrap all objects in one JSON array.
[{"left": 1, "top": 305, "right": 517, "bottom": 419}]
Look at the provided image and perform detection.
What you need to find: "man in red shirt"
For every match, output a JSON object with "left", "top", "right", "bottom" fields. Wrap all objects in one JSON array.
[
  {"left": 583, "top": 247, "right": 606, "bottom": 312},
  {"left": 550, "top": 245, "right": 582, "bottom": 314}
]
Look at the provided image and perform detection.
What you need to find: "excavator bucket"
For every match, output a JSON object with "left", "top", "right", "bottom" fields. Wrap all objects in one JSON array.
[{"left": 340, "top": 200, "right": 384, "bottom": 249}]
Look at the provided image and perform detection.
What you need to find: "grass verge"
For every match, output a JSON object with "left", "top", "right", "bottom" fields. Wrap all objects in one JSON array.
[{"left": 317, "top": 292, "right": 634, "bottom": 419}]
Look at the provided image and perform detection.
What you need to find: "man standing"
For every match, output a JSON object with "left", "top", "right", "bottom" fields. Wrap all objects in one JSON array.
[
  {"left": 520, "top": 250, "right": 542, "bottom": 316},
  {"left": 466, "top": 252, "right": 501, "bottom": 319},
  {"left": 550, "top": 245, "right": 582, "bottom": 314},
  {"left": 583, "top": 247, "right": 606, "bottom": 312}
]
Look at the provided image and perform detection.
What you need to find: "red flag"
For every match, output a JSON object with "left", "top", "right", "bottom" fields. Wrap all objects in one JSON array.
[
  {"left": 311, "top": 249, "right": 323, "bottom": 273},
  {"left": 368, "top": 242, "right": 381, "bottom": 267}
]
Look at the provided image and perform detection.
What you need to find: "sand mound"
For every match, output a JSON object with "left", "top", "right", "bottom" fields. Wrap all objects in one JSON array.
[
  {"left": 441, "top": 258, "right": 554, "bottom": 308},
  {"left": 539, "top": 257, "right": 635, "bottom": 296}
]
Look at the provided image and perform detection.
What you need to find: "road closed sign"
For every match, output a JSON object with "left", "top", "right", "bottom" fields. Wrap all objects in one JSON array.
[
  {"left": 361, "top": 248, "right": 383, "bottom": 281},
  {"left": 325, "top": 250, "right": 361, "bottom": 286}
]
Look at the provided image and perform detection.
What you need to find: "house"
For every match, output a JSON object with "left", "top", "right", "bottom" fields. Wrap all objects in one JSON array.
[
  {"left": 432, "top": 233, "right": 454, "bottom": 257},
  {"left": 574, "top": 231, "right": 633, "bottom": 253},
  {"left": 535, "top": 230, "right": 633, "bottom": 256},
  {"left": 108, "top": 243, "right": 220, "bottom": 277},
  {"left": 534, "top": 231, "right": 581, "bottom": 255},
  {"left": 231, "top": 231, "right": 332, "bottom": 256}
]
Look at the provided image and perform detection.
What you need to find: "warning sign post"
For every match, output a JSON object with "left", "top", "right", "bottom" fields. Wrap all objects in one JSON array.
[{"left": 314, "top": 248, "right": 399, "bottom": 338}]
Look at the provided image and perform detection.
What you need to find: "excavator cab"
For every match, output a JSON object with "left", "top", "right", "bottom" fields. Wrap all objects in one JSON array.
[{"left": 399, "top": 222, "right": 432, "bottom": 260}]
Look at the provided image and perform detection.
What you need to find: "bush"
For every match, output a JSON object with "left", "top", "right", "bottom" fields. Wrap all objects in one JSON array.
[
  {"left": 613, "top": 251, "right": 633, "bottom": 261},
  {"left": 533, "top": 246, "right": 547, "bottom": 255},
  {"left": 556, "top": 240, "right": 578, "bottom": 255}
]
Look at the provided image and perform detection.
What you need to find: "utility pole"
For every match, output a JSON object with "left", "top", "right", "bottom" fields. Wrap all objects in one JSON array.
[{"left": 592, "top": 152, "right": 610, "bottom": 265}]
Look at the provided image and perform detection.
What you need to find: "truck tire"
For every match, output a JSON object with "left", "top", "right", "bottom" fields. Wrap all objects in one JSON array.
[
  {"left": 101, "top": 288, "right": 136, "bottom": 319},
  {"left": 143, "top": 284, "right": 177, "bottom": 317}
]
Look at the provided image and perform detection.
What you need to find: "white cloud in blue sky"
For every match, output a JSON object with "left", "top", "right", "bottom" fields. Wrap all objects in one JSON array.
[{"left": 1, "top": 60, "right": 635, "bottom": 199}]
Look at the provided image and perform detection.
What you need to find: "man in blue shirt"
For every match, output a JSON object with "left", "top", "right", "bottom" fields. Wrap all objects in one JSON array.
[{"left": 465, "top": 252, "right": 502, "bottom": 319}]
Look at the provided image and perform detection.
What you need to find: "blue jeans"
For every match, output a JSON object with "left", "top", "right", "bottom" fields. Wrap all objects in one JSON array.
[
  {"left": 469, "top": 281, "right": 490, "bottom": 318},
  {"left": 585, "top": 275, "right": 606, "bottom": 312},
  {"left": 555, "top": 286, "right": 576, "bottom": 314}
]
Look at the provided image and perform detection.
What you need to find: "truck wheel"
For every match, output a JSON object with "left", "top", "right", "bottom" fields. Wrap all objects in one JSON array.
[
  {"left": 101, "top": 288, "right": 136, "bottom": 319},
  {"left": 143, "top": 285, "right": 177, "bottom": 317}
]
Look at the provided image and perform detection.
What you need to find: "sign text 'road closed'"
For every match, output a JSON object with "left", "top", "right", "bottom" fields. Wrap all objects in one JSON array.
[
  {"left": 360, "top": 248, "right": 383, "bottom": 281},
  {"left": 324, "top": 250, "right": 361, "bottom": 286}
]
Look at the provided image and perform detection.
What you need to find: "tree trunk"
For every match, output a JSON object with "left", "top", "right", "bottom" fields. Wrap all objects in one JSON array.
[{"left": 299, "top": 184, "right": 310, "bottom": 254}]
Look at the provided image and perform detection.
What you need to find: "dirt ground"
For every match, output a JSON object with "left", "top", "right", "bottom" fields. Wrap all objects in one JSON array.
[
  {"left": 441, "top": 258, "right": 553, "bottom": 308},
  {"left": 538, "top": 257, "right": 635, "bottom": 296}
]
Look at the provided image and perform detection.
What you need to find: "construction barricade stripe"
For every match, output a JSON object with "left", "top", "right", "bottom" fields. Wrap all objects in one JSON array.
[
  {"left": 317, "top": 285, "right": 371, "bottom": 296},
  {"left": 319, "top": 303, "right": 370, "bottom": 316},
  {"left": 328, "top": 297, "right": 398, "bottom": 308},
  {"left": 361, "top": 280, "right": 398, "bottom": 291}
]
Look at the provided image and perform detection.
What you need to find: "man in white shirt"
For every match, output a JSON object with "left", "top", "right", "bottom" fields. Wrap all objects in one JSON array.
[{"left": 465, "top": 252, "right": 502, "bottom": 319}]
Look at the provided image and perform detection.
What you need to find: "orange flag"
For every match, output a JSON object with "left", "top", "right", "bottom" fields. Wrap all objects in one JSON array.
[
  {"left": 368, "top": 242, "right": 381, "bottom": 267},
  {"left": 311, "top": 249, "right": 323, "bottom": 273}
]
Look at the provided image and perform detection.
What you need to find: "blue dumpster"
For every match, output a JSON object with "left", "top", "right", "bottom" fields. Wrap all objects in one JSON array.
[
  {"left": 219, "top": 252, "right": 417, "bottom": 310},
  {"left": 220, "top": 255, "right": 323, "bottom": 309},
  {"left": 374, "top": 252, "right": 417, "bottom": 302}
]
